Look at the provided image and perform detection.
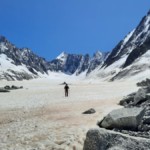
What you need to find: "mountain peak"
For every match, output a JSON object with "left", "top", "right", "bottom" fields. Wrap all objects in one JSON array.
[
  {"left": 147, "top": 9, "right": 150, "bottom": 15},
  {"left": 93, "top": 51, "right": 103, "bottom": 59},
  {"left": 0, "top": 35, "right": 7, "bottom": 43},
  {"left": 56, "top": 52, "right": 68, "bottom": 60}
]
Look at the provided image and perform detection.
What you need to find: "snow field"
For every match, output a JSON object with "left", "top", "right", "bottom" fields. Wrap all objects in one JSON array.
[{"left": 0, "top": 78, "right": 138, "bottom": 150}]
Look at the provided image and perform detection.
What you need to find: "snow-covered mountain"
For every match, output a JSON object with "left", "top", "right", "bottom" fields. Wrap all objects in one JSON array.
[
  {"left": 48, "top": 51, "right": 108, "bottom": 75},
  {"left": 0, "top": 36, "right": 49, "bottom": 80},
  {"left": 1, "top": 10, "right": 150, "bottom": 81},
  {"left": 89, "top": 10, "right": 150, "bottom": 81},
  {"left": 0, "top": 36, "right": 108, "bottom": 80}
]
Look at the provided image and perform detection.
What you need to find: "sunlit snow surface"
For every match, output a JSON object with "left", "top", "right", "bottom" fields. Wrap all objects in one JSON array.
[{"left": 0, "top": 76, "right": 138, "bottom": 150}]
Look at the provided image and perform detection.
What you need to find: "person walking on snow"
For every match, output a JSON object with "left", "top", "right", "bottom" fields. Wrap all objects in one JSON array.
[{"left": 64, "top": 83, "right": 69, "bottom": 97}]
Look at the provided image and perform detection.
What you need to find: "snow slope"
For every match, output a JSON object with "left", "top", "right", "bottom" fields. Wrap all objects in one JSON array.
[{"left": 88, "top": 10, "right": 150, "bottom": 82}]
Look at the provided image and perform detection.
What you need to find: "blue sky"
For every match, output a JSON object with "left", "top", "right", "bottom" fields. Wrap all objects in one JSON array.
[{"left": 0, "top": 0, "right": 150, "bottom": 60}]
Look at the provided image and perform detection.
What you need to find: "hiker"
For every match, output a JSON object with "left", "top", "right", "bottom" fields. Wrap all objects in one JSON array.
[{"left": 64, "top": 84, "right": 69, "bottom": 97}]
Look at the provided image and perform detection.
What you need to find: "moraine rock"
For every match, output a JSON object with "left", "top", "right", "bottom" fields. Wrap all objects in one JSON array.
[
  {"left": 84, "top": 78, "right": 150, "bottom": 150},
  {"left": 4, "top": 85, "right": 23, "bottom": 90},
  {"left": 0, "top": 88, "right": 10, "bottom": 92},
  {"left": 137, "top": 78, "right": 150, "bottom": 87},
  {"left": 133, "top": 88, "right": 147, "bottom": 105},
  {"left": 82, "top": 108, "right": 96, "bottom": 114},
  {"left": 119, "top": 92, "right": 136, "bottom": 106},
  {"left": 83, "top": 128, "right": 150, "bottom": 150},
  {"left": 99, "top": 107, "right": 145, "bottom": 131}
]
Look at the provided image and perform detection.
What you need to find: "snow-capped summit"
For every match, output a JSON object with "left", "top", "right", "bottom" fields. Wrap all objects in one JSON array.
[
  {"left": 56, "top": 52, "right": 68, "bottom": 60},
  {"left": 56, "top": 51, "right": 68, "bottom": 66}
]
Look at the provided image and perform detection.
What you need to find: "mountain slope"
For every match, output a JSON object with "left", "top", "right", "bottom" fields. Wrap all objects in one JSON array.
[
  {"left": 90, "top": 10, "right": 150, "bottom": 81},
  {"left": 0, "top": 36, "right": 108, "bottom": 80},
  {"left": 0, "top": 36, "right": 49, "bottom": 80}
]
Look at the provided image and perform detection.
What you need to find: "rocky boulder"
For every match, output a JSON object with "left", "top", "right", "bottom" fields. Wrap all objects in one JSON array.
[
  {"left": 83, "top": 128, "right": 150, "bottom": 150},
  {"left": 82, "top": 108, "right": 96, "bottom": 114},
  {"left": 0, "top": 88, "right": 10, "bottom": 92},
  {"left": 120, "top": 86, "right": 150, "bottom": 107},
  {"left": 133, "top": 88, "right": 147, "bottom": 105},
  {"left": 99, "top": 107, "right": 145, "bottom": 130},
  {"left": 137, "top": 78, "right": 150, "bottom": 87},
  {"left": 4, "top": 85, "right": 23, "bottom": 90},
  {"left": 119, "top": 92, "right": 136, "bottom": 106}
]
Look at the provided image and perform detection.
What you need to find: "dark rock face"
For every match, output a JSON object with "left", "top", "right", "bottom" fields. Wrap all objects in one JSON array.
[
  {"left": 75, "top": 54, "right": 90, "bottom": 75},
  {"left": 49, "top": 52, "right": 109, "bottom": 75},
  {"left": 123, "top": 37, "right": 150, "bottom": 68},
  {"left": 87, "top": 51, "right": 109, "bottom": 74},
  {"left": 0, "top": 36, "right": 48, "bottom": 74},
  {"left": 101, "top": 10, "right": 150, "bottom": 80},
  {"left": 83, "top": 128, "right": 150, "bottom": 150},
  {"left": 104, "top": 10, "right": 150, "bottom": 68},
  {"left": 103, "top": 40, "right": 124, "bottom": 68},
  {"left": 20, "top": 48, "right": 48, "bottom": 74},
  {"left": 64, "top": 54, "right": 83, "bottom": 74}
]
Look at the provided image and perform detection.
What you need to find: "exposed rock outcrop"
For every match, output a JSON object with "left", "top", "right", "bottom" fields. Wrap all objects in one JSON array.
[
  {"left": 83, "top": 128, "right": 150, "bottom": 150},
  {"left": 0, "top": 85, "right": 23, "bottom": 92},
  {"left": 137, "top": 78, "right": 150, "bottom": 87}
]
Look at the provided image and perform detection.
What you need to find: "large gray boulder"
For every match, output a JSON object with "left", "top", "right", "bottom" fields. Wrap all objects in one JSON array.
[
  {"left": 133, "top": 88, "right": 147, "bottom": 105},
  {"left": 83, "top": 128, "right": 150, "bottom": 150},
  {"left": 99, "top": 107, "right": 145, "bottom": 130}
]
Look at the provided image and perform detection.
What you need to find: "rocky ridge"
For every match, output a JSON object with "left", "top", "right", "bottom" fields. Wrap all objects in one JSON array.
[
  {"left": 49, "top": 51, "right": 109, "bottom": 75},
  {"left": 91, "top": 10, "right": 150, "bottom": 81},
  {"left": 0, "top": 36, "right": 108, "bottom": 80}
]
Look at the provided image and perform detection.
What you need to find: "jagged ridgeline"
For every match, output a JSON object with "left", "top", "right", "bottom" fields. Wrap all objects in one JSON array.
[
  {"left": 1, "top": 10, "right": 150, "bottom": 81},
  {"left": 99, "top": 10, "right": 150, "bottom": 81},
  {"left": 0, "top": 36, "right": 108, "bottom": 80}
]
